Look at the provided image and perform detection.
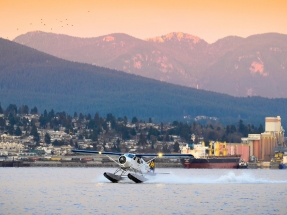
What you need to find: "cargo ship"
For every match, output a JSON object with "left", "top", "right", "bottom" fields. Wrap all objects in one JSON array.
[{"left": 180, "top": 141, "right": 240, "bottom": 169}]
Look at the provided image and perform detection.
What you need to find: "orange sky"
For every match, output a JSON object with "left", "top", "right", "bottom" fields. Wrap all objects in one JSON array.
[{"left": 0, "top": 0, "right": 286, "bottom": 43}]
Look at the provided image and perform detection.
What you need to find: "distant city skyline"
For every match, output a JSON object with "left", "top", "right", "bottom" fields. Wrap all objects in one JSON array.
[{"left": 1, "top": 0, "right": 286, "bottom": 43}]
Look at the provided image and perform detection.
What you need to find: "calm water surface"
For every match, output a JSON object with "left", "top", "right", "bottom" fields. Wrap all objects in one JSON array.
[{"left": 1, "top": 167, "right": 287, "bottom": 215}]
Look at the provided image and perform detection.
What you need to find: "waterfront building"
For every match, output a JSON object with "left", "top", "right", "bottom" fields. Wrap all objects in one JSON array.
[{"left": 242, "top": 116, "right": 285, "bottom": 161}]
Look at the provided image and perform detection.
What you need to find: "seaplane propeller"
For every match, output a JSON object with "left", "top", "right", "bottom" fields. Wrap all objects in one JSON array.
[
  {"left": 118, "top": 156, "right": 126, "bottom": 164},
  {"left": 72, "top": 149, "right": 193, "bottom": 183}
]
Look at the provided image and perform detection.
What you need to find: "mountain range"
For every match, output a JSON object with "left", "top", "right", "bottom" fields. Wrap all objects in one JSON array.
[
  {"left": 14, "top": 31, "right": 287, "bottom": 98},
  {"left": 1, "top": 38, "right": 287, "bottom": 127}
]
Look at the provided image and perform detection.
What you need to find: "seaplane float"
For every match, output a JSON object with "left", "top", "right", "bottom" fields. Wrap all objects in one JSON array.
[{"left": 72, "top": 149, "right": 193, "bottom": 183}]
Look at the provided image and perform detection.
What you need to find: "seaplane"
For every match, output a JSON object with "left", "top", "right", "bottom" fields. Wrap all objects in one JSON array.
[{"left": 72, "top": 149, "right": 193, "bottom": 183}]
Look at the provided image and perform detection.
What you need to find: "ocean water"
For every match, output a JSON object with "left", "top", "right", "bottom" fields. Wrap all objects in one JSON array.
[{"left": 0, "top": 168, "right": 287, "bottom": 215}]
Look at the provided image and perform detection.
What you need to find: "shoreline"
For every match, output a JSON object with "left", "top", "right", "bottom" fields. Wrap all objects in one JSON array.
[
  {"left": 0, "top": 160, "right": 183, "bottom": 168},
  {"left": 0, "top": 160, "right": 281, "bottom": 169}
]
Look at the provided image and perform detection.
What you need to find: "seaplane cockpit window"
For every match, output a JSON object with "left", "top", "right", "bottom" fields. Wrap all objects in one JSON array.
[{"left": 125, "top": 154, "right": 135, "bottom": 159}]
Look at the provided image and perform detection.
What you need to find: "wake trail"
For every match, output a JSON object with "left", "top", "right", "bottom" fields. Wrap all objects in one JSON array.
[
  {"left": 146, "top": 171, "right": 287, "bottom": 184},
  {"left": 92, "top": 171, "right": 287, "bottom": 184}
]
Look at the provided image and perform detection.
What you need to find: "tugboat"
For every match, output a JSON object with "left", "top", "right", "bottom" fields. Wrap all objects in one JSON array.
[
  {"left": 279, "top": 163, "right": 286, "bottom": 169},
  {"left": 273, "top": 152, "right": 287, "bottom": 169},
  {"left": 279, "top": 155, "right": 287, "bottom": 169},
  {"left": 238, "top": 159, "right": 248, "bottom": 169}
]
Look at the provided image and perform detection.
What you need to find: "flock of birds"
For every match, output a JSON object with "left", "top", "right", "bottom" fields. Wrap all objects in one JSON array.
[
  {"left": 38, "top": 18, "right": 75, "bottom": 30},
  {"left": 7, "top": 11, "right": 91, "bottom": 40}
]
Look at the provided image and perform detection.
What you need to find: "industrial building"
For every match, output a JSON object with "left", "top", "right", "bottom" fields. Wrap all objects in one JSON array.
[{"left": 241, "top": 116, "right": 285, "bottom": 161}]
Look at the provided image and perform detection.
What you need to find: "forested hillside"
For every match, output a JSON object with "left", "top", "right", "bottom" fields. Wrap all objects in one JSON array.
[{"left": 1, "top": 38, "right": 287, "bottom": 126}]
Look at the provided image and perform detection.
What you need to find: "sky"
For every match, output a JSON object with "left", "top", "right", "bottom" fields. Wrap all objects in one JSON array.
[{"left": 0, "top": 0, "right": 286, "bottom": 43}]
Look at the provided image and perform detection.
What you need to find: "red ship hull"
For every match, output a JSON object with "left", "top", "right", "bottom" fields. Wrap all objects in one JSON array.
[{"left": 180, "top": 155, "right": 241, "bottom": 169}]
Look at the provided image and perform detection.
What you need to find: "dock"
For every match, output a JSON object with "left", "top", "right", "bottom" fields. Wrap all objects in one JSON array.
[{"left": 247, "top": 162, "right": 280, "bottom": 169}]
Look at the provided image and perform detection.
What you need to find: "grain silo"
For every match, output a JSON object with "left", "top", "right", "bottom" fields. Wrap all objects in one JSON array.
[{"left": 265, "top": 116, "right": 281, "bottom": 133}]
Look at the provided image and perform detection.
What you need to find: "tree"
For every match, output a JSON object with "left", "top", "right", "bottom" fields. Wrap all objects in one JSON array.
[
  {"left": 179, "top": 123, "right": 190, "bottom": 141},
  {"left": 86, "top": 113, "right": 92, "bottom": 120},
  {"left": 22, "top": 105, "right": 29, "bottom": 114},
  {"left": 138, "top": 133, "right": 147, "bottom": 146},
  {"left": 6, "top": 104, "right": 17, "bottom": 115},
  {"left": 165, "top": 133, "right": 170, "bottom": 141},
  {"left": 238, "top": 120, "right": 245, "bottom": 133},
  {"left": 150, "top": 135, "right": 157, "bottom": 145},
  {"left": 112, "top": 143, "right": 120, "bottom": 152},
  {"left": 94, "top": 112, "right": 100, "bottom": 124},
  {"left": 102, "top": 122, "right": 108, "bottom": 131},
  {"left": 75, "top": 142, "right": 79, "bottom": 149},
  {"left": 33, "top": 133, "right": 40, "bottom": 144},
  {"left": 30, "top": 124, "right": 38, "bottom": 136},
  {"left": 106, "top": 113, "right": 114, "bottom": 122},
  {"left": 162, "top": 144, "right": 170, "bottom": 153},
  {"left": 226, "top": 125, "right": 230, "bottom": 134},
  {"left": 172, "top": 121, "right": 179, "bottom": 126},
  {"left": 121, "top": 127, "right": 130, "bottom": 140},
  {"left": 88, "top": 119, "right": 96, "bottom": 129},
  {"left": 18, "top": 105, "right": 29, "bottom": 114},
  {"left": 44, "top": 109, "right": 48, "bottom": 118},
  {"left": 230, "top": 125, "right": 236, "bottom": 133},
  {"left": 39, "top": 115, "right": 48, "bottom": 128},
  {"left": 73, "top": 112, "right": 78, "bottom": 119},
  {"left": 30, "top": 106, "right": 38, "bottom": 114},
  {"left": 116, "top": 138, "right": 121, "bottom": 147},
  {"left": 0, "top": 117, "right": 5, "bottom": 129},
  {"left": 44, "top": 133, "right": 51, "bottom": 144},
  {"left": 130, "top": 128, "right": 137, "bottom": 136},
  {"left": 30, "top": 123, "right": 40, "bottom": 143},
  {"left": 173, "top": 141, "right": 180, "bottom": 152},
  {"left": 132, "top": 116, "right": 138, "bottom": 124},
  {"left": 53, "top": 139, "right": 64, "bottom": 146},
  {"left": 8, "top": 113, "right": 16, "bottom": 126},
  {"left": 69, "top": 139, "right": 74, "bottom": 146},
  {"left": 148, "top": 118, "right": 152, "bottom": 123},
  {"left": 49, "top": 109, "right": 55, "bottom": 118},
  {"left": 258, "top": 123, "right": 264, "bottom": 133},
  {"left": 90, "top": 130, "right": 98, "bottom": 141},
  {"left": 79, "top": 113, "right": 84, "bottom": 121},
  {"left": 7, "top": 125, "right": 14, "bottom": 135},
  {"left": 123, "top": 116, "right": 128, "bottom": 125},
  {"left": 14, "top": 126, "right": 22, "bottom": 136}
]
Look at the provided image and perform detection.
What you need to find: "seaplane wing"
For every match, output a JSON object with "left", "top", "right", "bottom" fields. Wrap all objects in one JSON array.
[
  {"left": 133, "top": 153, "right": 193, "bottom": 159},
  {"left": 72, "top": 149, "right": 193, "bottom": 183},
  {"left": 72, "top": 149, "right": 192, "bottom": 158},
  {"left": 71, "top": 149, "right": 123, "bottom": 156}
]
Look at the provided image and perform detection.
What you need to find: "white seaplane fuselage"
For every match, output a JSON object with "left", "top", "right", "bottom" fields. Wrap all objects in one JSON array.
[{"left": 118, "top": 153, "right": 151, "bottom": 174}]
